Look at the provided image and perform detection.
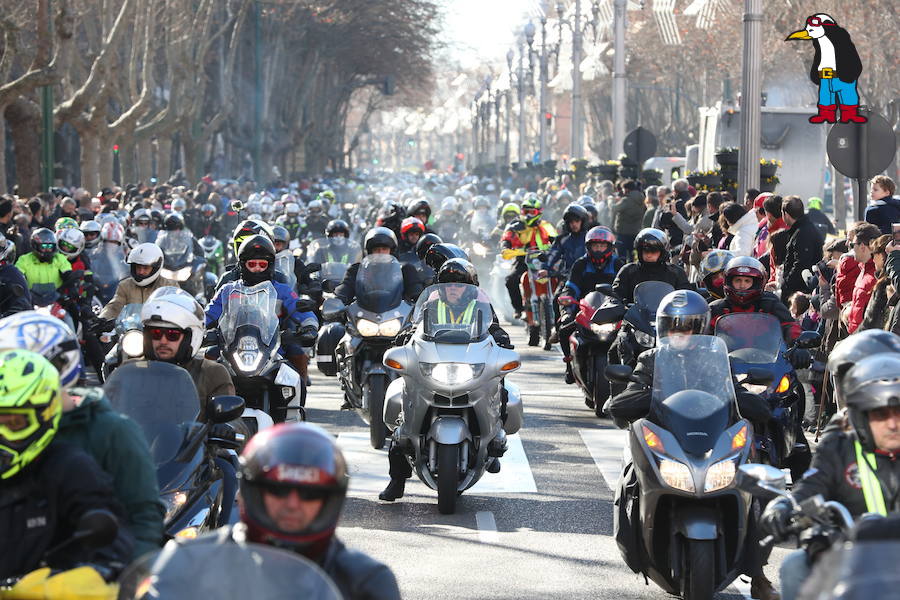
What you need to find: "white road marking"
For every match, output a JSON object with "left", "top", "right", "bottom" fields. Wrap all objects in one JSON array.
[
  {"left": 475, "top": 511, "right": 499, "bottom": 544},
  {"left": 579, "top": 428, "right": 628, "bottom": 490},
  {"left": 337, "top": 431, "right": 537, "bottom": 497}
]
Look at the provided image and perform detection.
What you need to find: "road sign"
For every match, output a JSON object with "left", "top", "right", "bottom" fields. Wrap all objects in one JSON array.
[{"left": 623, "top": 126, "right": 657, "bottom": 166}]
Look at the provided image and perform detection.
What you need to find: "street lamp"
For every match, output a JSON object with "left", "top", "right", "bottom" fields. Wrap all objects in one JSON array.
[
  {"left": 611, "top": 0, "right": 627, "bottom": 157},
  {"left": 506, "top": 49, "right": 514, "bottom": 169},
  {"left": 557, "top": 0, "right": 602, "bottom": 160},
  {"left": 525, "top": 19, "right": 548, "bottom": 165}
]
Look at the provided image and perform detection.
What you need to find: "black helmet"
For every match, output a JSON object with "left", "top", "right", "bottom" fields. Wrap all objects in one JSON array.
[
  {"left": 656, "top": 290, "right": 710, "bottom": 339},
  {"left": 634, "top": 228, "right": 669, "bottom": 264},
  {"left": 163, "top": 213, "right": 185, "bottom": 231},
  {"left": 30, "top": 228, "right": 58, "bottom": 263},
  {"left": 828, "top": 330, "right": 900, "bottom": 406},
  {"left": 271, "top": 225, "right": 291, "bottom": 247},
  {"left": 238, "top": 234, "right": 276, "bottom": 285},
  {"left": 415, "top": 233, "right": 442, "bottom": 261},
  {"left": 407, "top": 199, "right": 431, "bottom": 221},
  {"left": 325, "top": 219, "right": 350, "bottom": 238},
  {"left": 842, "top": 354, "right": 900, "bottom": 451},
  {"left": 149, "top": 209, "right": 164, "bottom": 226},
  {"left": 437, "top": 258, "right": 479, "bottom": 286},
  {"left": 380, "top": 201, "right": 405, "bottom": 222},
  {"left": 239, "top": 422, "right": 349, "bottom": 558},
  {"left": 231, "top": 219, "right": 274, "bottom": 257},
  {"left": 363, "top": 227, "right": 397, "bottom": 255},
  {"left": 563, "top": 203, "right": 590, "bottom": 227},
  {"left": 424, "top": 243, "right": 468, "bottom": 272}
]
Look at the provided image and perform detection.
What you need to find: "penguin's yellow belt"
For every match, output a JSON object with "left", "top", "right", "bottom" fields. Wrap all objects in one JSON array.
[{"left": 818, "top": 68, "right": 835, "bottom": 79}]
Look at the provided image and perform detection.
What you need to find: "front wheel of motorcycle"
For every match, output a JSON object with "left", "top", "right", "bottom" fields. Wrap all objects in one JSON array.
[
  {"left": 683, "top": 539, "right": 715, "bottom": 600},
  {"left": 436, "top": 443, "right": 459, "bottom": 515},
  {"left": 365, "top": 375, "right": 388, "bottom": 449}
]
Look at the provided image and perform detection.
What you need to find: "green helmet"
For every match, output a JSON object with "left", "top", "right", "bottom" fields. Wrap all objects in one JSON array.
[
  {"left": 807, "top": 196, "right": 823, "bottom": 211},
  {"left": 501, "top": 202, "right": 521, "bottom": 220},
  {"left": 521, "top": 195, "right": 543, "bottom": 226},
  {"left": 0, "top": 349, "right": 62, "bottom": 479},
  {"left": 54, "top": 217, "right": 79, "bottom": 232}
]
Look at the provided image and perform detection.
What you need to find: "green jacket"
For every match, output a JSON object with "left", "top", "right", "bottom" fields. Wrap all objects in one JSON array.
[
  {"left": 610, "top": 190, "right": 646, "bottom": 237},
  {"left": 56, "top": 387, "right": 165, "bottom": 558},
  {"left": 15, "top": 252, "right": 71, "bottom": 289}
]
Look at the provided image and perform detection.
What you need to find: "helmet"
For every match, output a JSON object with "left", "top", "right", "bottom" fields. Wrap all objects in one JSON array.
[
  {"left": 415, "top": 233, "right": 442, "bottom": 261},
  {"left": 656, "top": 290, "right": 710, "bottom": 339},
  {"left": 634, "top": 228, "right": 669, "bottom": 264},
  {"left": 271, "top": 226, "right": 291, "bottom": 247},
  {"left": 521, "top": 196, "right": 542, "bottom": 226},
  {"left": 100, "top": 221, "right": 125, "bottom": 244},
  {"left": 473, "top": 196, "right": 491, "bottom": 210},
  {"left": 0, "top": 234, "right": 16, "bottom": 265},
  {"left": 239, "top": 422, "right": 348, "bottom": 557},
  {"left": 828, "top": 330, "right": 900, "bottom": 402},
  {"left": 30, "top": 228, "right": 58, "bottom": 263},
  {"left": 501, "top": 202, "right": 521, "bottom": 222},
  {"left": 171, "top": 197, "right": 186, "bottom": 213},
  {"left": 585, "top": 226, "right": 616, "bottom": 268},
  {"left": 723, "top": 256, "right": 765, "bottom": 307},
  {"left": 439, "top": 196, "right": 458, "bottom": 214},
  {"left": 425, "top": 243, "right": 468, "bottom": 272},
  {"left": 140, "top": 293, "right": 205, "bottom": 364},
  {"left": 201, "top": 203, "right": 216, "bottom": 218},
  {"left": 0, "top": 350, "right": 61, "bottom": 479},
  {"left": 699, "top": 250, "right": 735, "bottom": 300},
  {"left": 807, "top": 196, "right": 823, "bottom": 211},
  {"left": 127, "top": 242, "right": 164, "bottom": 287},
  {"left": 0, "top": 312, "right": 81, "bottom": 388},
  {"left": 285, "top": 202, "right": 300, "bottom": 217},
  {"left": 499, "top": 189, "right": 513, "bottom": 202},
  {"left": 581, "top": 202, "right": 598, "bottom": 224},
  {"left": 238, "top": 235, "right": 276, "bottom": 286},
  {"left": 318, "top": 189, "right": 336, "bottom": 203},
  {"left": 325, "top": 219, "right": 349, "bottom": 238},
  {"left": 555, "top": 189, "right": 574, "bottom": 204},
  {"left": 80, "top": 220, "right": 102, "bottom": 249},
  {"left": 437, "top": 258, "right": 479, "bottom": 286},
  {"left": 57, "top": 228, "right": 85, "bottom": 259},
  {"left": 133, "top": 208, "right": 151, "bottom": 226},
  {"left": 363, "top": 227, "right": 397, "bottom": 255},
  {"left": 842, "top": 354, "right": 900, "bottom": 451},
  {"left": 149, "top": 209, "right": 164, "bottom": 226},
  {"left": 231, "top": 219, "right": 274, "bottom": 257},
  {"left": 54, "top": 217, "right": 79, "bottom": 232},
  {"left": 407, "top": 199, "right": 432, "bottom": 221},
  {"left": 163, "top": 213, "right": 185, "bottom": 231},
  {"left": 307, "top": 200, "right": 324, "bottom": 215},
  {"left": 577, "top": 195, "right": 595, "bottom": 206},
  {"left": 563, "top": 204, "right": 590, "bottom": 227},
  {"left": 400, "top": 216, "right": 425, "bottom": 242}
]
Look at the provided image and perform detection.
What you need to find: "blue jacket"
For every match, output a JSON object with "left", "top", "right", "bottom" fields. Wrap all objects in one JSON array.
[
  {"left": 864, "top": 197, "right": 900, "bottom": 235},
  {"left": 545, "top": 229, "right": 586, "bottom": 275},
  {"left": 205, "top": 279, "right": 317, "bottom": 331},
  {"left": 0, "top": 263, "right": 32, "bottom": 314}
]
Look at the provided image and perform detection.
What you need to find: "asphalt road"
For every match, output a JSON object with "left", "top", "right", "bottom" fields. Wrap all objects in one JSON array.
[{"left": 307, "top": 324, "right": 790, "bottom": 600}]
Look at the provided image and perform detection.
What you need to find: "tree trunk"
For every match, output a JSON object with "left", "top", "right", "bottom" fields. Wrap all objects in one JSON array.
[
  {"left": 157, "top": 136, "right": 172, "bottom": 182},
  {"left": 119, "top": 141, "right": 137, "bottom": 185},
  {"left": 97, "top": 133, "right": 113, "bottom": 188},
  {"left": 136, "top": 137, "right": 152, "bottom": 183},
  {"left": 5, "top": 99, "right": 42, "bottom": 196},
  {"left": 80, "top": 130, "right": 99, "bottom": 193},
  {"left": 0, "top": 108, "right": 7, "bottom": 194}
]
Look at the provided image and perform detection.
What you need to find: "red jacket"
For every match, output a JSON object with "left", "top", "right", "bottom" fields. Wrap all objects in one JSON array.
[
  {"left": 835, "top": 254, "right": 861, "bottom": 306},
  {"left": 847, "top": 260, "right": 876, "bottom": 334}
]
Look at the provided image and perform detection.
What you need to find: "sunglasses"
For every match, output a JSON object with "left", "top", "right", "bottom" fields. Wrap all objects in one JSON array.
[
  {"left": 37, "top": 243, "right": 56, "bottom": 250},
  {"left": 148, "top": 327, "right": 184, "bottom": 342},
  {"left": 59, "top": 241, "right": 78, "bottom": 253},
  {"left": 245, "top": 259, "right": 269, "bottom": 270},
  {"left": 805, "top": 16, "right": 833, "bottom": 27},
  {"left": 523, "top": 208, "right": 540, "bottom": 215},
  {"left": 262, "top": 484, "right": 330, "bottom": 501}
]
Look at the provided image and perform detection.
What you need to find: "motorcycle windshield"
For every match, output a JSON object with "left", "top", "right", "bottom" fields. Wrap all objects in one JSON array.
[
  {"left": 89, "top": 245, "right": 129, "bottom": 285},
  {"left": 121, "top": 542, "right": 341, "bottom": 599},
  {"left": 652, "top": 335, "right": 735, "bottom": 404},
  {"left": 309, "top": 237, "right": 361, "bottom": 264},
  {"left": 103, "top": 361, "right": 200, "bottom": 465},
  {"left": 355, "top": 254, "right": 403, "bottom": 313},
  {"left": 157, "top": 230, "right": 194, "bottom": 268},
  {"left": 633, "top": 281, "right": 674, "bottom": 327},
  {"left": 715, "top": 313, "right": 784, "bottom": 364},
  {"left": 319, "top": 262, "right": 349, "bottom": 283},
  {"left": 116, "top": 303, "right": 144, "bottom": 333},
  {"left": 470, "top": 211, "right": 494, "bottom": 235},
  {"left": 413, "top": 283, "right": 493, "bottom": 344},
  {"left": 134, "top": 226, "right": 157, "bottom": 243},
  {"left": 275, "top": 252, "right": 297, "bottom": 289},
  {"left": 220, "top": 281, "right": 279, "bottom": 347}
]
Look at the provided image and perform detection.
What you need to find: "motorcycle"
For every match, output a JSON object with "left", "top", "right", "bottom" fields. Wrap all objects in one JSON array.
[
  {"left": 199, "top": 235, "right": 224, "bottom": 277},
  {"left": 157, "top": 230, "right": 207, "bottom": 301},
  {"left": 104, "top": 361, "right": 245, "bottom": 538},
  {"left": 382, "top": 283, "right": 525, "bottom": 514},
  {"left": 489, "top": 252, "right": 517, "bottom": 323},
  {"left": 100, "top": 302, "right": 145, "bottom": 380},
  {"left": 324, "top": 254, "right": 412, "bottom": 449},
  {"left": 274, "top": 249, "right": 298, "bottom": 292},
  {"left": 208, "top": 281, "right": 305, "bottom": 429},
  {"left": 86, "top": 244, "right": 128, "bottom": 304},
  {"left": 715, "top": 312, "right": 820, "bottom": 481},
  {"left": 502, "top": 247, "right": 559, "bottom": 350},
  {"left": 606, "top": 335, "right": 757, "bottom": 600}
]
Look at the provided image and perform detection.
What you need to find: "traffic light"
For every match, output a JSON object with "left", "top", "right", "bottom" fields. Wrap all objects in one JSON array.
[
  {"left": 112, "top": 144, "right": 120, "bottom": 154},
  {"left": 544, "top": 112, "right": 552, "bottom": 126}
]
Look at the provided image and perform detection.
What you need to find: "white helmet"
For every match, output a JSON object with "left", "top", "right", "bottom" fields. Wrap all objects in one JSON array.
[
  {"left": 307, "top": 199, "right": 324, "bottom": 214},
  {"left": 0, "top": 311, "right": 81, "bottom": 388},
  {"left": 171, "top": 197, "right": 186, "bottom": 213},
  {"left": 285, "top": 202, "right": 300, "bottom": 217},
  {"left": 100, "top": 221, "right": 125, "bottom": 244},
  {"left": 127, "top": 242, "right": 164, "bottom": 286},
  {"left": 57, "top": 228, "right": 85, "bottom": 259},
  {"left": 80, "top": 220, "right": 102, "bottom": 249},
  {"left": 440, "top": 196, "right": 458, "bottom": 213},
  {"left": 140, "top": 294, "right": 205, "bottom": 363}
]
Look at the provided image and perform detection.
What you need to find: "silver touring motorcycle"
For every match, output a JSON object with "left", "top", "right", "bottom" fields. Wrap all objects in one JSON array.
[{"left": 382, "top": 283, "right": 524, "bottom": 514}]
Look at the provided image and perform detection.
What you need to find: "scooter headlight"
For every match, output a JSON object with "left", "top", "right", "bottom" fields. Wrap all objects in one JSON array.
[
  {"left": 121, "top": 330, "right": 144, "bottom": 357},
  {"left": 161, "top": 266, "right": 192, "bottom": 281},
  {"left": 704, "top": 458, "right": 737, "bottom": 492},
  {"left": 420, "top": 362, "right": 484, "bottom": 385},
  {"left": 658, "top": 459, "right": 695, "bottom": 493},
  {"left": 378, "top": 318, "right": 402, "bottom": 337},
  {"left": 233, "top": 336, "right": 262, "bottom": 372},
  {"left": 356, "top": 318, "right": 380, "bottom": 337}
]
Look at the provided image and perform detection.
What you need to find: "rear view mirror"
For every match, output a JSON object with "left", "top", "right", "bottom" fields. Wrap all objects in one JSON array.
[
  {"left": 744, "top": 368, "right": 775, "bottom": 386},
  {"left": 735, "top": 463, "right": 789, "bottom": 499},
  {"left": 795, "top": 331, "right": 821, "bottom": 349},
  {"left": 595, "top": 283, "right": 615, "bottom": 296},
  {"left": 207, "top": 395, "right": 245, "bottom": 423},
  {"left": 321, "top": 298, "right": 346, "bottom": 322},
  {"left": 592, "top": 303, "right": 626, "bottom": 325},
  {"left": 75, "top": 509, "right": 120, "bottom": 549},
  {"left": 605, "top": 364, "right": 634, "bottom": 383},
  {"left": 305, "top": 262, "right": 322, "bottom": 273}
]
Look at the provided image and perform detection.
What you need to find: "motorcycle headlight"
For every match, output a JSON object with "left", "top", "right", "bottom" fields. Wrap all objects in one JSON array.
[
  {"left": 174, "top": 266, "right": 192, "bottom": 281},
  {"left": 160, "top": 268, "right": 175, "bottom": 280},
  {"left": 162, "top": 490, "right": 188, "bottom": 520},
  {"left": 591, "top": 322, "right": 619, "bottom": 336},
  {"left": 634, "top": 330, "right": 655, "bottom": 348},
  {"left": 233, "top": 336, "right": 262, "bottom": 372},
  {"left": 356, "top": 318, "right": 380, "bottom": 337},
  {"left": 420, "top": 362, "right": 485, "bottom": 385},
  {"left": 744, "top": 383, "right": 769, "bottom": 396},
  {"left": 658, "top": 459, "right": 695, "bottom": 493},
  {"left": 121, "top": 330, "right": 144, "bottom": 357},
  {"left": 378, "top": 318, "right": 402, "bottom": 337},
  {"left": 473, "top": 243, "right": 488, "bottom": 257},
  {"left": 704, "top": 458, "right": 737, "bottom": 492}
]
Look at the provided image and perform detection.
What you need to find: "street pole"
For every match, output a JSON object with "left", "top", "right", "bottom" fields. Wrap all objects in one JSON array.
[
  {"left": 253, "top": 0, "right": 262, "bottom": 182},
  {"left": 611, "top": 0, "right": 627, "bottom": 157},
  {"left": 538, "top": 17, "right": 549, "bottom": 164},
  {"left": 737, "top": 0, "right": 762, "bottom": 202},
  {"left": 571, "top": 0, "right": 583, "bottom": 159},
  {"left": 40, "top": 0, "right": 54, "bottom": 191},
  {"left": 506, "top": 50, "right": 514, "bottom": 170},
  {"left": 517, "top": 43, "right": 527, "bottom": 164}
]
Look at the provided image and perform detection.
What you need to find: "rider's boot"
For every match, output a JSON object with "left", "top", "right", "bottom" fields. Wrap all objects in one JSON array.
[
  {"left": 563, "top": 356, "right": 576, "bottom": 384},
  {"left": 379, "top": 440, "right": 412, "bottom": 502},
  {"left": 750, "top": 574, "right": 780, "bottom": 600},
  {"left": 528, "top": 326, "right": 540, "bottom": 346}
]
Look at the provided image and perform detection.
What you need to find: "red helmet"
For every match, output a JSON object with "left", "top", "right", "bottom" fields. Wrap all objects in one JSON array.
[
  {"left": 239, "top": 423, "right": 349, "bottom": 559},
  {"left": 585, "top": 226, "right": 616, "bottom": 268},
  {"left": 723, "top": 256, "right": 765, "bottom": 306},
  {"left": 400, "top": 216, "right": 426, "bottom": 242}
]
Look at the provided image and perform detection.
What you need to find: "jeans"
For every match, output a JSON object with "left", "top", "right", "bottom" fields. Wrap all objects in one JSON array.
[
  {"left": 818, "top": 78, "right": 859, "bottom": 106},
  {"left": 779, "top": 549, "right": 811, "bottom": 600}
]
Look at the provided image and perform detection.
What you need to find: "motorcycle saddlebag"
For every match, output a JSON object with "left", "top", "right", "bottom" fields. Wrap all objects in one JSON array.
[
  {"left": 614, "top": 461, "right": 645, "bottom": 574},
  {"left": 315, "top": 322, "right": 345, "bottom": 376}
]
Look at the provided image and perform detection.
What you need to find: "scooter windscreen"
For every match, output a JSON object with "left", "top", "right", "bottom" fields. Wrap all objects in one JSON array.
[
  {"left": 714, "top": 313, "right": 784, "bottom": 364},
  {"left": 413, "top": 283, "right": 493, "bottom": 344},
  {"left": 157, "top": 230, "right": 195, "bottom": 282},
  {"left": 120, "top": 541, "right": 341, "bottom": 599},
  {"left": 88, "top": 244, "right": 129, "bottom": 301},
  {"left": 219, "top": 282, "right": 279, "bottom": 374},
  {"left": 275, "top": 251, "right": 297, "bottom": 290},
  {"left": 355, "top": 254, "right": 404, "bottom": 313},
  {"left": 633, "top": 281, "right": 674, "bottom": 329},
  {"left": 309, "top": 237, "right": 361, "bottom": 265}
]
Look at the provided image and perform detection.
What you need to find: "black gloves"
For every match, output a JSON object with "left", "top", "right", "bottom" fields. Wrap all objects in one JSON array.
[
  {"left": 89, "top": 318, "right": 115, "bottom": 334},
  {"left": 759, "top": 497, "right": 795, "bottom": 540},
  {"left": 788, "top": 348, "right": 812, "bottom": 370}
]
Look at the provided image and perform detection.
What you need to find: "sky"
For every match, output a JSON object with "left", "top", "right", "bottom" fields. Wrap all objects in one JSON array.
[{"left": 439, "top": 0, "right": 539, "bottom": 69}]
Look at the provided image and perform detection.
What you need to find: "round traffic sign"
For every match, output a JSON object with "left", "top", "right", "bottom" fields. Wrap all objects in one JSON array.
[{"left": 826, "top": 111, "right": 897, "bottom": 180}]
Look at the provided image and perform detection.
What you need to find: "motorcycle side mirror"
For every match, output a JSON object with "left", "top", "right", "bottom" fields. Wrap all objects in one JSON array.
[
  {"left": 592, "top": 303, "right": 627, "bottom": 325},
  {"left": 605, "top": 364, "right": 634, "bottom": 383},
  {"left": 321, "top": 298, "right": 346, "bottom": 322},
  {"left": 795, "top": 331, "right": 821, "bottom": 349},
  {"left": 305, "top": 262, "right": 321, "bottom": 273},
  {"left": 595, "top": 283, "right": 615, "bottom": 296},
  {"left": 743, "top": 368, "right": 775, "bottom": 387},
  {"left": 44, "top": 509, "right": 119, "bottom": 562},
  {"left": 207, "top": 395, "right": 246, "bottom": 423},
  {"left": 735, "top": 464, "right": 790, "bottom": 500}
]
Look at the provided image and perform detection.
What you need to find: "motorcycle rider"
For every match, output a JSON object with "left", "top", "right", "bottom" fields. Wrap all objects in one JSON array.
[
  {"left": 80, "top": 220, "right": 102, "bottom": 250},
  {"left": 196, "top": 203, "right": 222, "bottom": 239},
  {"left": 764, "top": 349, "right": 900, "bottom": 600},
  {"left": 215, "top": 219, "right": 276, "bottom": 290},
  {"left": 271, "top": 225, "right": 314, "bottom": 295},
  {"left": 94, "top": 242, "right": 178, "bottom": 327},
  {"left": 398, "top": 216, "right": 426, "bottom": 259},
  {"left": 407, "top": 198, "right": 434, "bottom": 232},
  {"left": 153, "top": 422, "right": 400, "bottom": 599},
  {"left": 697, "top": 249, "right": 735, "bottom": 300},
  {"left": 0, "top": 234, "right": 32, "bottom": 316},
  {"left": 304, "top": 199, "right": 331, "bottom": 240},
  {"left": 14, "top": 228, "right": 71, "bottom": 291},
  {"left": 490, "top": 202, "right": 521, "bottom": 242},
  {"left": 275, "top": 202, "right": 305, "bottom": 242},
  {"left": 611, "top": 228, "right": 691, "bottom": 305},
  {"left": 541, "top": 204, "right": 589, "bottom": 280},
  {"left": 334, "top": 227, "right": 422, "bottom": 306},
  {"left": 0, "top": 312, "right": 164, "bottom": 558},
  {"left": 0, "top": 348, "right": 133, "bottom": 580},
  {"left": 310, "top": 219, "right": 355, "bottom": 266}
]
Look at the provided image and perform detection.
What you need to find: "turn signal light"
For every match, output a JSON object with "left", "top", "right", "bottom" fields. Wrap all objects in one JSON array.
[
  {"left": 500, "top": 361, "right": 521, "bottom": 372},
  {"left": 175, "top": 527, "right": 199, "bottom": 539},
  {"left": 776, "top": 375, "right": 790, "bottom": 394},
  {"left": 385, "top": 359, "right": 404, "bottom": 370},
  {"left": 731, "top": 424, "right": 748, "bottom": 450},
  {"left": 643, "top": 425, "right": 665, "bottom": 454}
]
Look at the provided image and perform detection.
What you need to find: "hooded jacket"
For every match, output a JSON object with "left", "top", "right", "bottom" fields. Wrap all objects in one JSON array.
[{"left": 727, "top": 210, "right": 760, "bottom": 257}]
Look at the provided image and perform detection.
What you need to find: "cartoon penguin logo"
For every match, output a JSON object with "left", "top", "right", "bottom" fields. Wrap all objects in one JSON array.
[{"left": 786, "top": 14, "right": 866, "bottom": 124}]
